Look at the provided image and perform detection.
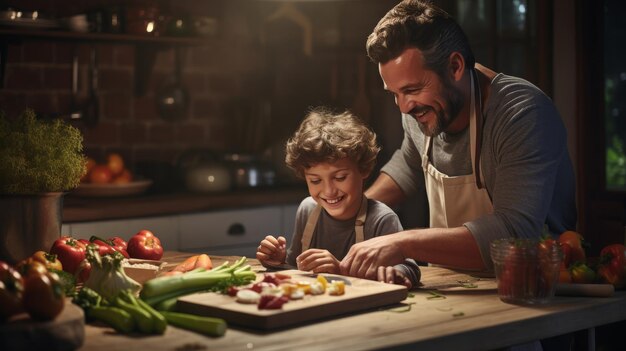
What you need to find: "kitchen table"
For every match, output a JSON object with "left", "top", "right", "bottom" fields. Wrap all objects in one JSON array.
[{"left": 79, "top": 252, "right": 626, "bottom": 351}]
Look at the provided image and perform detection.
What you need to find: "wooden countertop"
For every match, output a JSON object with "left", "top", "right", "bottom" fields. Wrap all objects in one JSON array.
[
  {"left": 79, "top": 252, "right": 626, "bottom": 351},
  {"left": 63, "top": 187, "right": 308, "bottom": 223}
]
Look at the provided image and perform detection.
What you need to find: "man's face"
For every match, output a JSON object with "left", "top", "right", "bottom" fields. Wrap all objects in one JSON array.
[
  {"left": 304, "top": 158, "right": 367, "bottom": 221},
  {"left": 379, "top": 48, "right": 465, "bottom": 136}
]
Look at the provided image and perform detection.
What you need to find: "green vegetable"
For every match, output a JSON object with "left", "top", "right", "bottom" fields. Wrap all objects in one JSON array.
[
  {"left": 154, "top": 296, "right": 178, "bottom": 312},
  {"left": 161, "top": 311, "right": 227, "bottom": 337},
  {"left": 135, "top": 296, "right": 168, "bottom": 334},
  {"left": 88, "top": 306, "right": 135, "bottom": 334},
  {"left": 140, "top": 257, "right": 255, "bottom": 304},
  {"left": 72, "top": 286, "right": 102, "bottom": 316},
  {"left": 113, "top": 293, "right": 154, "bottom": 333},
  {"left": 49, "top": 268, "right": 77, "bottom": 297},
  {"left": 84, "top": 245, "right": 141, "bottom": 301},
  {"left": 0, "top": 108, "right": 85, "bottom": 194}
]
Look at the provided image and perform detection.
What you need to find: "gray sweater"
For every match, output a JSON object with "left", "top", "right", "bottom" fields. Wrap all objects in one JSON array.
[
  {"left": 287, "top": 196, "right": 421, "bottom": 286},
  {"left": 381, "top": 73, "right": 577, "bottom": 270}
]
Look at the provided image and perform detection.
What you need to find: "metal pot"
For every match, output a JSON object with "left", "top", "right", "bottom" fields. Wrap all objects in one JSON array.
[
  {"left": 223, "top": 153, "right": 276, "bottom": 188},
  {"left": 0, "top": 193, "right": 63, "bottom": 264},
  {"left": 177, "top": 149, "right": 231, "bottom": 193}
]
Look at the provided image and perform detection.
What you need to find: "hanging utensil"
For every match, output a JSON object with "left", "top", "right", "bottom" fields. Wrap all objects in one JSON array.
[
  {"left": 68, "top": 49, "right": 83, "bottom": 121},
  {"left": 83, "top": 46, "right": 99, "bottom": 127},
  {"left": 157, "top": 47, "right": 189, "bottom": 121}
]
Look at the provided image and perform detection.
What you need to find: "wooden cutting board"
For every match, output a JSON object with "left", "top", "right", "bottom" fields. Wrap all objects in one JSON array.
[{"left": 176, "top": 270, "right": 408, "bottom": 330}]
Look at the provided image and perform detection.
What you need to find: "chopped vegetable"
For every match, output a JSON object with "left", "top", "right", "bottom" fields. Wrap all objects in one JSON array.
[
  {"left": 236, "top": 289, "right": 261, "bottom": 304},
  {"left": 84, "top": 245, "right": 141, "bottom": 300},
  {"left": 426, "top": 291, "right": 446, "bottom": 300},
  {"left": 140, "top": 257, "right": 255, "bottom": 306},
  {"left": 160, "top": 311, "right": 227, "bottom": 337}
]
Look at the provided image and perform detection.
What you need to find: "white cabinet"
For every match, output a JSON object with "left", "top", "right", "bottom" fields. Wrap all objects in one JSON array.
[
  {"left": 62, "top": 204, "right": 299, "bottom": 257},
  {"left": 280, "top": 204, "right": 298, "bottom": 242},
  {"left": 179, "top": 206, "right": 283, "bottom": 257}
]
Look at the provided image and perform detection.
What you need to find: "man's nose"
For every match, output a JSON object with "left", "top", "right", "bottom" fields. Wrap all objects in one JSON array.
[{"left": 396, "top": 95, "right": 414, "bottom": 114}]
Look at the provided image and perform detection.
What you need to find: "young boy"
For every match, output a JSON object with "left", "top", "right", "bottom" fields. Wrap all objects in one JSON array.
[{"left": 256, "top": 107, "right": 421, "bottom": 288}]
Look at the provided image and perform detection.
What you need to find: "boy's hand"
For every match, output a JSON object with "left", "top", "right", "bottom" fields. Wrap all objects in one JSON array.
[
  {"left": 296, "top": 249, "right": 340, "bottom": 273},
  {"left": 377, "top": 266, "right": 412, "bottom": 289},
  {"left": 256, "top": 235, "right": 287, "bottom": 267}
]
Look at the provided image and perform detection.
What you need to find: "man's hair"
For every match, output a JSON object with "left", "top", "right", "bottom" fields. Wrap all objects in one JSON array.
[
  {"left": 285, "top": 107, "right": 380, "bottom": 179},
  {"left": 366, "top": 0, "right": 475, "bottom": 77}
]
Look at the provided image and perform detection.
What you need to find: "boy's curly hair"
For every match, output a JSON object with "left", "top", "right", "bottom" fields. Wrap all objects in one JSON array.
[{"left": 285, "top": 107, "right": 380, "bottom": 179}]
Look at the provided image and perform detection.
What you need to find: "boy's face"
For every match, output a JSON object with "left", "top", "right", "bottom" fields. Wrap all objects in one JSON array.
[{"left": 304, "top": 157, "right": 368, "bottom": 221}]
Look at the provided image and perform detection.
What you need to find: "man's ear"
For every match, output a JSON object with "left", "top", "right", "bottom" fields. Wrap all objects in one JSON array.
[{"left": 448, "top": 52, "right": 465, "bottom": 82}]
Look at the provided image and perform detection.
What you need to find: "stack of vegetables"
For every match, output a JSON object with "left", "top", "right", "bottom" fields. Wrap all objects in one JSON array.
[
  {"left": 72, "top": 247, "right": 256, "bottom": 336},
  {"left": 553, "top": 231, "right": 626, "bottom": 288},
  {"left": 0, "top": 252, "right": 70, "bottom": 322}
]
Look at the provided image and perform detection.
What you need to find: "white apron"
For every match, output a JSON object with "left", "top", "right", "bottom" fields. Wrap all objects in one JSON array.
[
  {"left": 422, "top": 70, "right": 493, "bottom": 229},
  {"left": 301, "top": 195, "right": 368, "bottom": 251}
]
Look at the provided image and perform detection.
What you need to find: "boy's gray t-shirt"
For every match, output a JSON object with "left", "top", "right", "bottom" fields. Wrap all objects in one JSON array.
[
  {"left": 286, "top": 196, "right": 403, "bottom": 266},
  {"left": 381, "top": 73, "right": 577, "bottom": 270}
]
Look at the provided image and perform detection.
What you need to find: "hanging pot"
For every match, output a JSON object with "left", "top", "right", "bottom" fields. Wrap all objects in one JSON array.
[{"left": 157, "top": 48, "right": 189, "bottom": 121}]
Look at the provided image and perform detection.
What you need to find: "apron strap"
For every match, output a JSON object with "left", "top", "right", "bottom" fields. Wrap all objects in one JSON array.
[
  {"left": 471, "top": 68, "right": 485, "bottom": 189},
  {"left": 301, "top": 204, "right": 322, "bottom": 251},
  {"left": 354, "top": 195, "right": 368, "bottom": 243},
  {"left": 300, "top": 195, "right": 369, "bottom": 251}
]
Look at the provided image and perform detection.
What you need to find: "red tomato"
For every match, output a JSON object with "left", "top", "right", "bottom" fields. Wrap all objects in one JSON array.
[
  {"left": 597, "top": 244, "right": 626, "bottom": 289},
  {"left": 22, "top": 272, "right": 65, "bottom": 321},
  {"left": 89, "top": 165, "right": 113, "bottom": 184},
  {"left": 558, "top": 231, "right": 586, "bottom": 264},
  {"left": 50, "top": 236, "right": 87, "bottom": 275},
  {"left": 15, "top": 259, "right": 48, "bottom": 278},
  {"left": 31, "top": 251, "right": 63, "bottom": 271},
  {"left": 0, "top": 261, "right": 24, "bottom": 321},
  {"left": 106, "top": 153, "right": 125, "bottom": 177},
  {"left": 559, "top": 242, "right": 572, "bottom": 268},
  {"left": 127, "top": 230, "right": 164, "bottom": 260}
]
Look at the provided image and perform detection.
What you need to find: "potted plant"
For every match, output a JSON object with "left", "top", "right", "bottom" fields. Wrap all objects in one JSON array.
[{"left": 0, "top": 108, "right": 85, "bottom": 264}]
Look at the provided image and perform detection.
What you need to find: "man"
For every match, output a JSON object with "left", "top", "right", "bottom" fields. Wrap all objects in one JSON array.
[{"left": 340, "top": 0, "right": 577, "bottom": 282}]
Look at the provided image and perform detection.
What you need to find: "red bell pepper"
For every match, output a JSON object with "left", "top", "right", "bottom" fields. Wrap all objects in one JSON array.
[
  {"left": 597, "top": 243, "right": 626, "bottom": 289},
  {"left": 50, "top": 236, "right": 87, "bottom": 275},
  {"left": 89, "top": 236, "right": 129, "bottom": 258},
  {"left": 109, "top": 236, "right": 128, "bottom": 254},
  {"left": 127, "top": 230, "right": 163, "bottom": 260}
]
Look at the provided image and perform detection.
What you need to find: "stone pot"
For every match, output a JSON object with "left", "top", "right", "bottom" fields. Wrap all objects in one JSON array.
[{"left": 0, "top": 192, "right": 63, "bottom": 264}]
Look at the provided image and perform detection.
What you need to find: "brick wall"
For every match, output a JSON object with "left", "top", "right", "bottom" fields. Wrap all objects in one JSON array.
[{"left": 0, "top": 0, "right": 401, "bottom": 188}]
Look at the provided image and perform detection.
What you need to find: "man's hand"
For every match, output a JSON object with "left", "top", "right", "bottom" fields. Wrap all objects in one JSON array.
[
  {"left": 340, "top": 233, "right": 405, "bottom": 279},
  {"left": 296, "top": 249, "right": 340, "bottom": 273},
  {"left": 256, "top": 235, "right": 287, "bottom": 267},
  {"left": 377, "top": 266, "right": 412, "bottom": 288}
]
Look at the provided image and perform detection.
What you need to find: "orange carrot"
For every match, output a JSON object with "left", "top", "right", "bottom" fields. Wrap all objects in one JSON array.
[
  {"left": 172, "top": 255, "right": 199, "bottom": 272},
  {"left": 194, "top": 254, "right": 213, "bottom": 270}
]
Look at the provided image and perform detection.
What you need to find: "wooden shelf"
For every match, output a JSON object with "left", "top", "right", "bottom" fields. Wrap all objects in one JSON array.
[
  {"left": 0, "top": 28, "right": 206, "bottom": 45},
  {"left": 0, "top": 28, "right": 211, "bottom": 96}
]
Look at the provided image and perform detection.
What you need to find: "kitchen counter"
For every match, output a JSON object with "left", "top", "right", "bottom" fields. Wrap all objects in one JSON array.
[
  {"left": 79, "top": 252, "right": 626, "bottom": 351},
  {"left": 63, "top": 187, "right": 308, "bottom": 223}
]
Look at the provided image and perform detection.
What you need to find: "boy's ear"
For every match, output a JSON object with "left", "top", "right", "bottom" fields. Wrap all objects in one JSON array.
[{"left": 448, "top": 52, "right": 465, "bottom": 82}]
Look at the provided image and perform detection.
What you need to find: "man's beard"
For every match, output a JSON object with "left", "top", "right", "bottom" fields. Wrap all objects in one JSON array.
[{"left": 416, "top": 76, "right": 465, "bottom": 137}]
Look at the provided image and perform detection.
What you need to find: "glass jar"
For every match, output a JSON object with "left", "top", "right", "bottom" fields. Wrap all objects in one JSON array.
[{"left": 490, "top": 238, "right": 562, "bottom": 305}]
